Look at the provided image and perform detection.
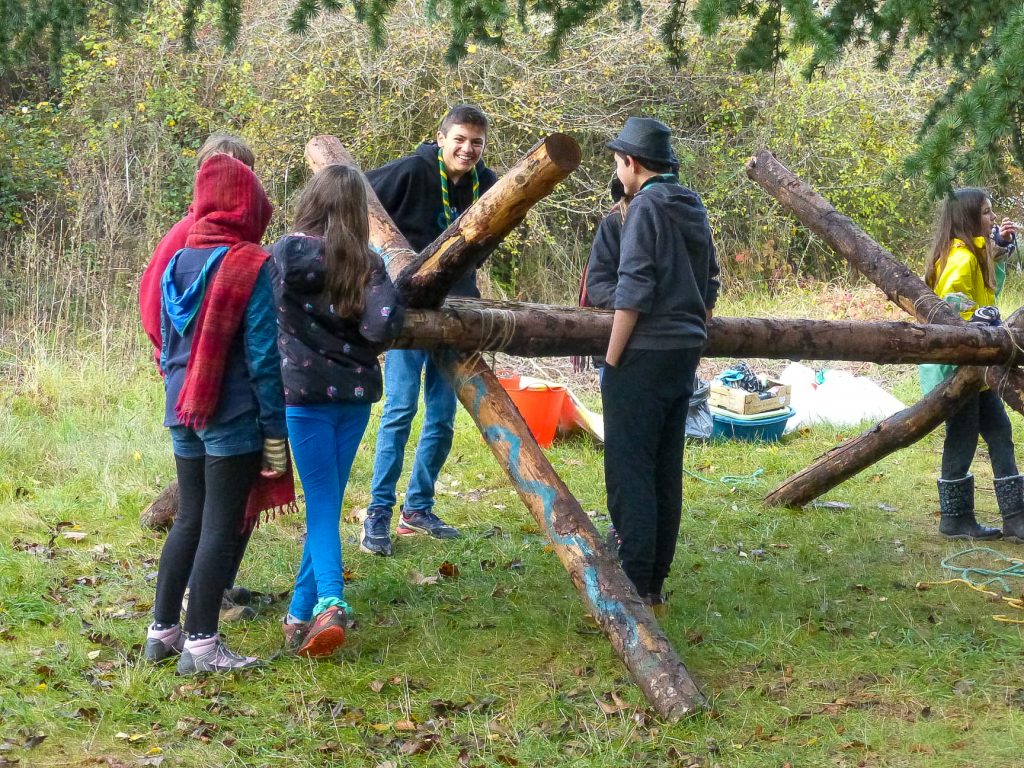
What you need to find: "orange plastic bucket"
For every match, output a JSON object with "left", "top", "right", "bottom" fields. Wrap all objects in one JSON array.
[
  {"left": 505, "top": 383, "right": 567, "bottom": 448},
  {"left": 496, "top": 370, "right": 521, "bottom": 390}
]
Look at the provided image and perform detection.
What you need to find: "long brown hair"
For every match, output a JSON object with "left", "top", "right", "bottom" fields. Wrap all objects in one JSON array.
[
  {"left": 292, "top": 165, "right": 373, "bottom": 317},
  {"left": 925, "top": 187, "right": 995, "bottom": 290}
]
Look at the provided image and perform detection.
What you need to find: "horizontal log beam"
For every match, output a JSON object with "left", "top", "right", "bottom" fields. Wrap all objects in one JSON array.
[{"left": 393, "top": 300, "right": 1019, "bottom": 365}]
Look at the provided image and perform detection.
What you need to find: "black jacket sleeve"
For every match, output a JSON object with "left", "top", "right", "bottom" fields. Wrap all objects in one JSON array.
[
  {"left": 704, "top": 233, "right": 720, "bottom": 311},
  {"left": 584, "top": 210, "right": 623, "bottom": 309},
  {"left": 359, "top": 258, "right": 405, "bottom": 347}
]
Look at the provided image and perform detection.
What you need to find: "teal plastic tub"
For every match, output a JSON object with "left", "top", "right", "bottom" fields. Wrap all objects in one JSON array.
[{"left": 711, "top": 407, "right": 794, "bottom": 442}]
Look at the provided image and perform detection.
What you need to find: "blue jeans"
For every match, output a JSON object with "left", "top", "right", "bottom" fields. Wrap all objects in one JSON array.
[
  {"left": 287, "top": 403, "right": 371, "bottom": 621},
  {"left": 369, "top": 349, "right": 457, "bottom": 514},
  {"left": 169, "top": 411, "right": 263, "bottom": 458}
]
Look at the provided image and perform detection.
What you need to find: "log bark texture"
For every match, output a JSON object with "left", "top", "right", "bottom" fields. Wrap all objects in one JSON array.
[
  {"left": 304, "top": 135, "right": 418, "bottom": 281},
  {"left": 396, "top": 134, "right": 581, "bottom": 308},
  {"left": 746, "top": 150, "right": 962, "bottom": 326},
  {"left": 435, "top": 349, "right": 706, "bottom": 719},
  {"left": 395, "top": 300, "right": 1017, "bottom": 365},
  {"left": 139, "top": 480, "right": 179, "bottom": 530},
  {"left": 764, "top": 365, "right": 985, "bottom": 507}
]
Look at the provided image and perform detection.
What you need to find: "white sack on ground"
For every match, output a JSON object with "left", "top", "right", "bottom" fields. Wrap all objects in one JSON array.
[{"left": 778, "top": 362, "right": 906, "bottom": 433}]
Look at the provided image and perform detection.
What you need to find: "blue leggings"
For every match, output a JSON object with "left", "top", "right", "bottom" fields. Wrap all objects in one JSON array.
[{"left": 287, "top": 403, "right": 371, "bottom": 621}]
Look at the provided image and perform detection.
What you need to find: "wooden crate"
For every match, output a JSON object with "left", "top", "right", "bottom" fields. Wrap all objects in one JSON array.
[{"left": 709, "top": 379, "right": 792, "bottom": 415}]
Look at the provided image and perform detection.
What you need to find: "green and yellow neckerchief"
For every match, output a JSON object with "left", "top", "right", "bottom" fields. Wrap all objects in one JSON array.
[{"left": 438, "top": 147, "right": 480, "bottom": 227}]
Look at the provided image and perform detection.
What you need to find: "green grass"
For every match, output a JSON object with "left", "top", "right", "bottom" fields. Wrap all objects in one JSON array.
[{"left": 2, "top": 289, "right": 1024, "bottom": 767}]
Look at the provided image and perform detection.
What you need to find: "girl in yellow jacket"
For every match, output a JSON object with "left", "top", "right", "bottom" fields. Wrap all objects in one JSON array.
[{"left": 922, "top": 187, "right": 1024, "bottom": 542}]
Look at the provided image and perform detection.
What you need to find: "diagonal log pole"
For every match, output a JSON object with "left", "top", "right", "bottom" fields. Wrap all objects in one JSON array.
[
  {"left": 745, "top": 151, "right": 961, "bottom": 326},
  {"left": 304, "top": 133, "right": 582, "bottom": 305},
  {"left": 441, "top": 350, "right": 705, "bottom": 717},
  {"left": 763, "top": 366, "right": 983, "bottom": 507},
  {"left": 745, "top": 150, "right": 1011, "bottom": 506},
  {"left": 395, "top": 301, "right": 1019, "bottom": 364},
  {"left": 313, "top": 136, "right": 705, "bottom": 717},
  {"left": 747, "top": 151, "right": 1024, "bottom": 406},
  {"left": 763, "top": 312, "right": 1024, "bottom": 507}
]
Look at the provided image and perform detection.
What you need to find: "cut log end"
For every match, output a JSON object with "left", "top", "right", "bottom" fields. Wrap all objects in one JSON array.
[
  {"left": 544, "top": 133, "right": 583, "bottom": 171},
  {"left": 140, "top": 481, "right": 179, "bottom": 530}
]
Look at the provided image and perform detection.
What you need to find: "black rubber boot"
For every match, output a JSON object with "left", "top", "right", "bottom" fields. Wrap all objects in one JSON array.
[
  {"left": 994, "top": 475, "right": 1024, "bottom": 543},
  {"left": 937, "top": 475, "right": 1001, "bottom": 540}
]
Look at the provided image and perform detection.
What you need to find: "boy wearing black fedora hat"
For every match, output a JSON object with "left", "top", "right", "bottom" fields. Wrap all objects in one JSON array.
[{"left": 596, "top": 116, "right": 720, "bottom": 609}]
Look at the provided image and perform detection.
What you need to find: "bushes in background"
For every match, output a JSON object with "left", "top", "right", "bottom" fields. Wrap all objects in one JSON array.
[{"left": 1, "top": 1, "right": 945, "bottom": 319}]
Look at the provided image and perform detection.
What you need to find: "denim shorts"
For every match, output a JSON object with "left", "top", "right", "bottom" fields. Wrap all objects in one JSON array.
[{"left": 169, "top": 411, "right": 263, "bottom": 458}]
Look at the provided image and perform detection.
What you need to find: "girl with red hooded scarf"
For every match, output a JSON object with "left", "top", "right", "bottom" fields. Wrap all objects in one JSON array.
[{"left": 145, "top": 154, "right": 291, "bottom": 674}]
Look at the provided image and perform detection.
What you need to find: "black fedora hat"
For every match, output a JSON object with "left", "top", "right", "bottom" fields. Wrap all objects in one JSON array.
[{"left": 606, "top": 117, "right": 677, "bottom": 166}]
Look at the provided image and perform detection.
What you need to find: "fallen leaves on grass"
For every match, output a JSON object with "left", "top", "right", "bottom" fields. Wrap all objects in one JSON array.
[
  {"left": 398, "top": 733, "right": 439, "bottom": 755},
  {"left": 407, "top": 570, "right": 440, "bottom": 586},
  {"left": 595, "top": 690, "right": 631, "bottom": 716}
]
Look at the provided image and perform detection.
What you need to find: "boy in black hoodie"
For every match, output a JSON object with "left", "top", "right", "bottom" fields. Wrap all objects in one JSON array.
[
  {"left": 362, "top": 105, "right": 498, "bottom": 555},
  {"left": 595, "top": 117, "right": 720, "bottom": 610}
]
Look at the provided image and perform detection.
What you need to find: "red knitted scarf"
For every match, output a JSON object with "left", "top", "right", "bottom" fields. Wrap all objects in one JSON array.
[{"left": 178, "top": 154, "right": 296, "bottom": 527}]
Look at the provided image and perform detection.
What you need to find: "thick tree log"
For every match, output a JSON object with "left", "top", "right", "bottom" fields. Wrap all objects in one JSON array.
[
  {"left": 304, "top": 135, "right": 418, "bottom": 281},
  {"left": 764, "top": 365, "right": 985, "bottom": 507},
  {"left": 746, "top": 150, "right": 962, "bottom": 327},
  {"left": 435, "top": 349, "right": 705, "bottom": 719},
  {"left": 396, "top": 134, "right": 582, "bottom": 307},
  {"left": 395, "top": 300, "right": 1017, "bottom": 365},
  {"left": 139, "top": 480, "right": 179, "bottom": 530},
  {"left": 984, "top": 305, "right": 1024, "bottom": 415}
]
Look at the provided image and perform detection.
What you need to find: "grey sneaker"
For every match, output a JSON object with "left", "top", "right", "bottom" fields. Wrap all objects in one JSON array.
[
  {"left": 282, "top": 620, "right": 310, "bottom": 655},
  {"left": 396, "top": 508, "right": 461, "bottom": 539},
  {"left": 176, "top": 639, "right": 262, "bottom": 675},
  {"left": 144, "top": 625, "right": 184, "bottom": 662},
  {"left": 360, "top": 507, "right": 393, "bottom": 556}
]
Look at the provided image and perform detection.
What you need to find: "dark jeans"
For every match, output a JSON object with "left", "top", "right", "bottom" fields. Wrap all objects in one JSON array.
[
  {"left": 942, "top": 389, "right": 1018, "bottom": 480},
  {"left": 601, "top": 346, "right": 702, "bottom": 595},
  {"left": 153, "top": 451, "right": 262, "bottom": 634}
]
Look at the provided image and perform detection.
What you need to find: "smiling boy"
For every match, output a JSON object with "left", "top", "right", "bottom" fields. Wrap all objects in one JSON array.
[{"left": 362, "top": 105, "right": 498, "bottom": 555}]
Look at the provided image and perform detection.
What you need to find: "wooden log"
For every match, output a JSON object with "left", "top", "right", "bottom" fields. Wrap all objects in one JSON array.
[
  {"left": 764, "top": 365, "right": 985, "bottom": 507},
  {"left": 139, "top": 480, "right": 179, "bottom": 530},
  {"left": 396, "top": 134, "right": 581, "bottom": 308},
  {"left": 304, "top": 135, "right": 418, "bottom": 282},
  {"left": 394, "top": 300, "right": 1017, "bottom": 365},
  {"left": 746, "top": 150, "right": 962, "bottom": 327},
  {"left": 435, "top": 349, "right": 706, "bottom": 719},
  {"left": 984, "top": 305, "right": 1024, "bottom": 415}
]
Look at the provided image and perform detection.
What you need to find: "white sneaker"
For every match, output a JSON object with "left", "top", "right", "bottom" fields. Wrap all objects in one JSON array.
[{"left": 176, "top": 639, "right": 262, "bottom": 675}]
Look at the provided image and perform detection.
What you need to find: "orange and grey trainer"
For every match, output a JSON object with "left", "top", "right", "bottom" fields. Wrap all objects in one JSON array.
[{"left": 296, "top": 605, "right": 347, "bottom": 658}]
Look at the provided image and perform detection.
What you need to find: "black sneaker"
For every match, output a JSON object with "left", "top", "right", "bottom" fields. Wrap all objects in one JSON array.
[
  {"left": 396, "top": 508, "right": 461, "bottom": 539},
  {"left": 360, "top": 507, "right": 393, "bottom": 556}
]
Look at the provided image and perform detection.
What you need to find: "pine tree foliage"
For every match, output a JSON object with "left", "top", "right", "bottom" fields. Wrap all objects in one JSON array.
[
  {"left": 0, "top": 0, "right": 145, "bottom": 80},
  {"left": 3, "top": 0, "right": 1024, "bottom": 195},
  {"left": 690, "top": 0, "right": 1024, "bottom": 196}
]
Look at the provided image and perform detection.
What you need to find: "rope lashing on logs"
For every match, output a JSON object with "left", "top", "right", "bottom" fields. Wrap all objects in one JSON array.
[
  {"left": 446, "top": 298, "right": 519, "bottom": 353},
  {"left": 916, "top": 547, "right": 1024, "bottom": 624},
  {"left": 913, "top": 293, "right": 954, "bottom": 325},
  {"left": 471, "top": 304, "right": 517, "bottom": 352},
  {"left": 377, "top": 246, "right": 416, "bottom": 268}
]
